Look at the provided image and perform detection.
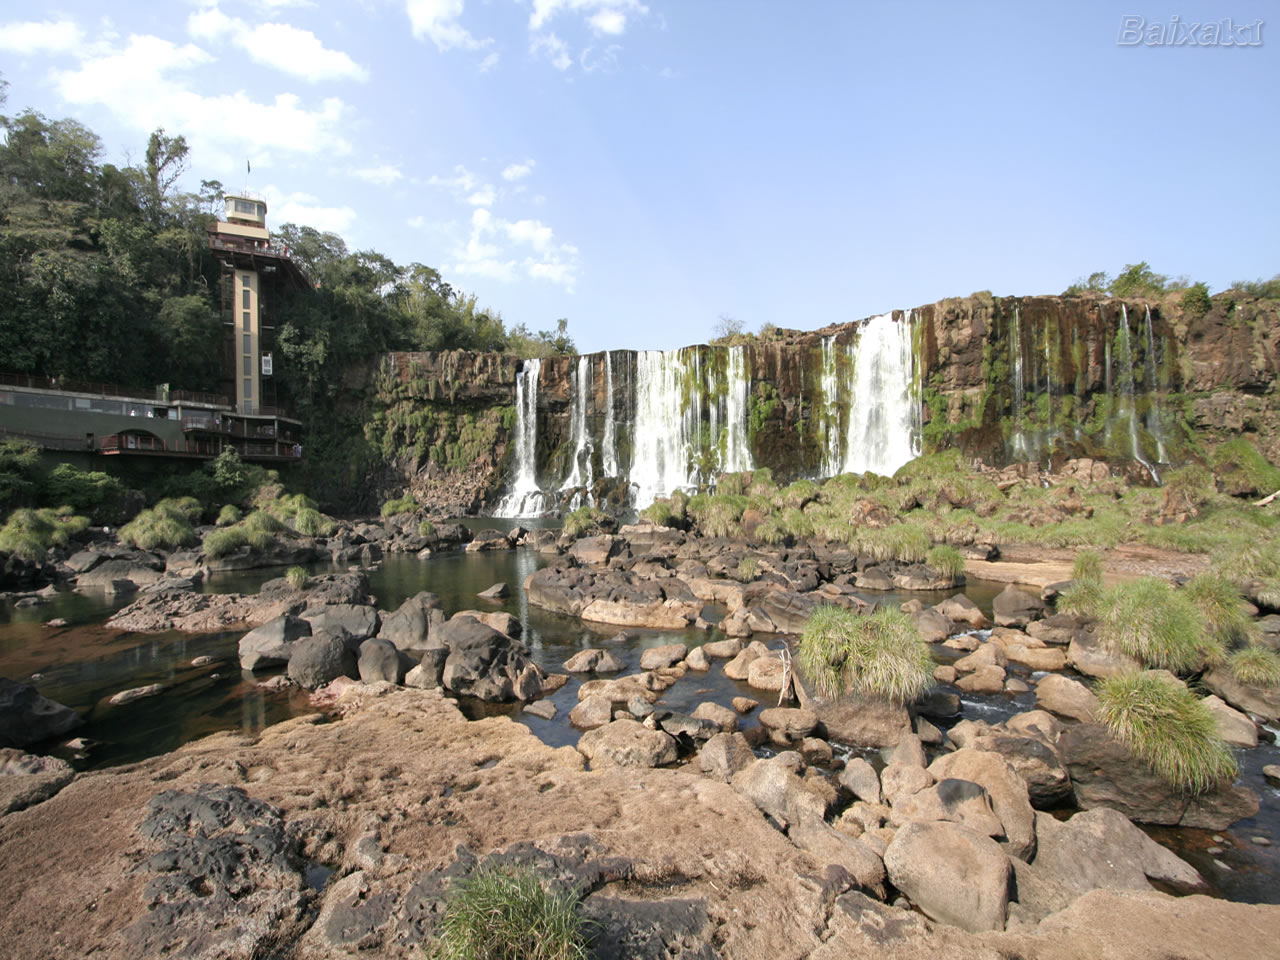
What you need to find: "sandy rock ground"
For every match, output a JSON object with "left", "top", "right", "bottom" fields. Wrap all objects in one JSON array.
[{"left": 0, "top": 685, "right": 1275, "bottom": 960}]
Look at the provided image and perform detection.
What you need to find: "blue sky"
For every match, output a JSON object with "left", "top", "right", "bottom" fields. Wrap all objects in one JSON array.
[{"left": 1, "top": 1, "right": 1276, "bottom": 353}]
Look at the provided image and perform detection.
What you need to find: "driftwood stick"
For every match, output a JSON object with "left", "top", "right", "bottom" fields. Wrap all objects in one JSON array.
[{"left": 1255, "top": 489, "right": 1280, "bottom": 507}]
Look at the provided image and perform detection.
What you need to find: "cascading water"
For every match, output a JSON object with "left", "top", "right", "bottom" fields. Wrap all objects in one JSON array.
[
  {"left": 819, "top": 335, "right": 842, "bottom": 475},
  {"left": 723, "top": 345, "right": 752, "bottom": 472},
  {"left": 1009, "top": 306, "right": 1029, "bottom": 459},
  {"left": 601, "top": 351, "right": 618, "bottom": 476},
  {"left": 561, "top": 355, "right": 593, "bottom": 500},
  {"left": 631, "top": 349, "right": 698, "bottom": 508},
  {"left": 494, "top": 358, "right": 547, "bottom": 517},
  {"left": 1117, "top": 306, "right": 1157, "bottom": 481},
  {"left": 1142, "top": 305, "right": 1168, "bottom": 463},
  {"left": 842, "top": 312, "right": 921, "bottom": 476}
]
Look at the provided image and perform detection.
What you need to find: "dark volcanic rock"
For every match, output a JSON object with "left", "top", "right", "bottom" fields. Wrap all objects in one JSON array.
[{"left": 0, "top": 678, "right": 82, "bottom": 748}]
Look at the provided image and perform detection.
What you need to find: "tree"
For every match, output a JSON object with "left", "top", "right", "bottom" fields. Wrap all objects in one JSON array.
[
  {"left": 713, "top": 313, "right": 743, "bottom": 340},
  {"left": 1110, "top": 261, "right": 1168, "bottom": 298},
  {"left": 143, "top": 127, "right": 189, "bottom": 222}
]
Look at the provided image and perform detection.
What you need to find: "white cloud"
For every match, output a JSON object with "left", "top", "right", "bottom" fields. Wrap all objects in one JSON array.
[
  {"left": 187, "top": 6, "right": 368, "bottom": 83},
  {"left": 407, "top": 215, "right": 426, "bottom": 228},
  {"left": 580, "top": 44, "right": 620, "bottom": 73},
  {"left": 467, "top": 186, "right": 496, "bottom": 206},
  {"left": 529, "top": 0, "right": 648, "bottom": 35},
  {"left": 353, "top": 164, "right": 403, "bottom": 186},
  {"left": 530, "top": 32, "right": 571, "bottom": 71},
  {"left": 449, "top": 207, "right": 580, "bottom": 291},
  {"left": 502, "top": 161, "right": 534, "bottom": 182},
  {"left": 262, "top": 186, "right": 356, "bottom": 232},
  {"left": 478, "top": 51, "right": 500, "bottom": 72},
  {"left": 0, "top": 19, "right": 87, "bottom": 55},
  {"left": 406, "top": 0, "right": 491, "bottom": 51},
  {"left": 429, "top": 165, "right": 479, "bottom": 195},
  {"left": 52, "top": 33, "right": 353, "bottom": 165}
]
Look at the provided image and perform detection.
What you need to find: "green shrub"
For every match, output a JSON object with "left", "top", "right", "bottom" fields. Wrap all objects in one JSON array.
[
  {"left": 216, "top": 504, "right": 242, "bottom": 527},
  {"left": 926, "top": 544, "right": 965, "bottom": 579},
  {"left": 716, "top": 472, "right": 749, "bottom": 497},
  {"left": 1058, "top": 550, "right": 1106, "bottom": 616},
  {"left": 381, "top": 494, "right": 418, "bottom": 517},
  {"left": 44, "top": 463, "right": 122, "bottom": 514},
  {"left": 1211, "top": 438, "right": 1280, "bottom": 496},
  {"left": 264, "top": 491, "right": 318, "bottom": 521},
  {"left": 889, "top": 525, "right": 931, "bottom": 563},
  {"left": 1161, "top": 464, "right": 1217, "bottom": 514},
  {"left": 418, "top": 518, "right": 437, "bottom": 538},
  {"left": 0, "top": 507, "right": 79, "bottom": 562},
  {"left": 294, "top": 507, "right": 337, "bottom": 537},
  {"left": 754, "top": 515, "right": 787, "bottom": 544},
  {"left": 118, "top": 502, "right": 198, "bottom": 551},
  {"left": 775, "top": 479, "right": 818, "bottom": 510},
  {"left": 243, "top": 509, "right": 284, "bottom": 534},
  {"left": 1095, "top": 671, "right": 1237, "bottom": 794},
  {"left": 1228, "top": 646, "right": 1280, "bottom": 687},
  {"left": 641, "top": 498, "right": 681, "bottom": 527},
  {"left": 563, "top": 505, "right": 606, "bottom": 538},
  {"left": 1098, "top": 577, "right": 1212, "bottom": 673},
  {"left": 1181, "top": 282, "right": 1212, "bottom": 319},
  {"left": 202, "top": 526, "right": 247, "bottom": 558},
  {"left": 698, "top": 497, "right": 744, "bottom": 539},
  {"left": 797, "top": 605, "right": 934, "bottom": 705},
  {"left": 245, "top": 528, "right": 273, "bottom": 551},
  {"left": 738, "top": 556, "right": 758, "bottom": 580},
  {"left": 426, "top": 864, "right": 590, "bottom": 960},
  {"left": 1184, "top": 574, "right": 1252, "bottom": 648},
  {"left": 285, "top": 565, "right": 309, "bottom": 590}
]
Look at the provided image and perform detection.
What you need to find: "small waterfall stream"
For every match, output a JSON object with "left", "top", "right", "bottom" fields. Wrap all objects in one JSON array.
[
  {"left": 494, "top": 358, "right": 547, "bottom": 517},
  {"left": 1118, "top": 306, "right": 1157, "bottom": 481},
  {"left": 843, "top": 312, "right": 921, "bottom": 476},
  {"left": 819, "top": 335, "right": 842, "bottom": 476},
  {"left": 723, "top": 345, "right": 751, "bottom": 473},
  {"left": 1143, "top": 305, "right": 1168, "bottom": 463},
  {"left": 601, "top": 352, "right": 618, "bottom": 477},
  {"left": 560, "top": 355, "right": 594, "bottom": 508}
]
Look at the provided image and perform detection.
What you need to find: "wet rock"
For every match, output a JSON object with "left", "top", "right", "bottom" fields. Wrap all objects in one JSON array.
[
  {"left": 956, "top": 664, "right": 1006, "bottom": 694},
  {"left": 746, "top": 654, "right": 788, "bottom": 692},
  {"left": 758, "top": 707, "right": 818, "bottom": 745},
  {"left": 698, "top": 731, "right": 755, "bottom": 782},
  {"left": 915, "top": 689, "right": 961, "bottom": 720},
  {"left": 522, "top": 699, "right": 557, "bottom": 721},
  {"left": 477, "top": 582, "right": 509, "bottom": 600},
  {"left": 839, "top": 758, "right": 882, "bottom": 804},
  {"left": 654, "top": 710, "right": 716, "bottom": 741},
  {"left": 1035, "top": 673, "right": 1099, "bottom": 723},
  {"left": 684, "top": 646, "right": 710, "bottom": 671},
  {"left": 76, "top": 558, "right": 165, "bottom": 592},
  {"left": 0, "top": 679, "right": 81, "bottom": 748},
  {"left": 238, "top": 614, "right": 312, "bottom": 671},
  {"left": 992, "top": 584, "right": 1044, "bottom": 628},
  {"left": 1264, "top": 764, "right": 1280, "bottom": 787},
  {"left": 303, "top": 603, "right": 379, "bottom": 642},
  {"left": 570, "top": 695, "right": 614, "bottom": 730},
  {"left": 404, "top": 648, "right": 447, "bottom": 689},
  {"left": 723, "top": 640, "right": 768, "bottom": 679},
  {"left": 928, "top": 748, "right": 1036, "bottom": 861},
  {"left": 884, "top": 821, "right": 1010, "bottom": 932},
  {"left": 1059, "top": 723, "right": 1260, "bottom": 829},
  {"left": 731, "top": 696, "right": 758, "bottom": 714},
  {"left": 1026, "top": 613, "right": 1084, "bottom": 646},
  {"left": 1068, "top": 627, "right": 1141, "bottom": 679},
  {"left": 639, "top": 644, "right": 687, "bottom": 670},
  {"left": 287, "top": 631, "right": 358, "bottom": 690},
  {"left": 935, "top": 594, "right": 989, "bottom": 628},
  {"left": 109, "top": 683, "right": 165, "bottom": 706},
  {"left": 437, "top": 616, "right": 545, "bottom": 702},
  {"left": 0, "top": 749, "right": 74, "bottom": 814},
  {"left": 377, "top": 592, "right": 444, "bottom": 652},
  {"left": 702, "top": 638, "right": 742, "bottom": 658},
  {"left": 577, "top": 719, "right": 678, "bottom": 768},
  {"left": 563, "top": 649, "right": 625, "bottom": 673},
  {"left": 120, "top": 785, "right": 310, "bottom": 960}
]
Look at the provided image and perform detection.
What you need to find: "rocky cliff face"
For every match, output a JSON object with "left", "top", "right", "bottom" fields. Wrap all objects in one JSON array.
[{"left": 361, "top": 294, "right": 1279, "bottom": 514}]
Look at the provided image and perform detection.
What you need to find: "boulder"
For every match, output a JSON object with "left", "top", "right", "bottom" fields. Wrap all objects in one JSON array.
[
  {"left": 880, "top": 763, "right": 933, "bottom": 806},
  {"left": 639, "top": 644, "right": 687, "bottom": 670},
  {"left": 403, "top": 648, "right": 447, "bottom": 689},
  {"left": 108, "top": 684, "right": 165, "bottom": 706},
  {"left": 0, "top": 748, "right": 75, "bottom": 814},
  {"left": 746, "top": 655, "right": 788, "bottom": 692},
  {"left": 757, "top": 707, "right": 818, "bottom": 745},
  {"left": 911, "top": 608, "right": 951, "bottom": 643},
  {"left": 732, "top": 755, "right": 830, "bottom": 825},
  {"left": 1026, "top": 613, "right": 1085, "bottom": 646},
  {"left": 799, "top": 737, "right": 833, "bottom": 766},
  {"left": 927, "top": 748, "right": 1036, "bottom": 861},
  {"left": 888, "top": 778, "right": 1005, "bottom": 838},
  {"left": 1068, "top": 628, "right": 1141, "bottom": 679},
  {"left": 438, "top": 617, "right": 544, "bottom": 702},
  {"left": 287, "top": 631, "right": 358, "bottom": 690},
  {"left": 1202, "top": 694, "right": 1258, "bottom": 747},
  {"left": 304, "top": 604, "right": 379, "bottom": 642},
  {"left": 1035, "top": 673, "right": 1099, "bottom": 723},
  {"left": 0, "top": 679, "right": 82, "bottom": 748},
  {"left": 1202, "top": 666, "right": 1280, "bottom": 723},
  {"left": 838, "top": 758, "right": 882, "bottom": 804},
  {"left": 1059, "top": 723, "right": 1260, "bottom": 829},
  {"left": 377, "top": 592, "right": 444, "bottom": 652},
  {"left": 477, "top": 582, "right": 509, "bottom": 600},
  {"left": 562, "top": 649, "right": 624, "bottom": 674},
  {"left": 953, "top": 642, "right": 1007, "bottom": 673},
  {"left": 1002, "top": 642, "right": 1068, "bottom": 672},
  {"left": 452, "top": 610, "right": 522, "bottom": 639},
  {"left": 357, "top": 638, "right": 403, "bottom": 684},
  {"left": 702, "top": 638, "right": 742, "bottom": 659},
  {"left": 1011, "top": 808, "right": 1206, "bottom": 922},
  {"left": 76, "top": 559, "right": 165, "bottom": 591},
  {"left": 691, "top": 702, "right": 738, "bottom": 733},
  {"left": 723, "top": 640, "right": 769, "bottom": 680},
  {"left": 569, "top": 695, "right": 614, "bottom": 730},
  {"left": 732, "top": 696, "right": 759, "bottom": 714},
  {"left": 992, "top": 584, "right": 1044, "bottom": 627},
  {"left": 684, "top": 646, "right": 710, "bottom": 671},
  {"left": 958, "top": 732, "right": 1072, "bottom": 808},
  {"left": 577, "top": 719, "right": 678, "bottom": 768},
  {"left": 522, "top": 699, "right": 557, "bottom": 721},
  {"left": 568, "top": 535, "right": 620, "bottom": 566},
  {"left": 793, "top": 674, "right": 912, "bottom": 748},
  {"left": 883, "top": 821, "right": 1010, "bottom": 932},
  {"left": 698, "top": 732, "right": 755, "bottom": 782},
  {"left": 935, "top": 594, "right": 989, "bottom": 628},
  {"left": 238, "top": 614, "right": 312, "bottom": 671},
  {"left": 855, "top": 567, "right": 894, "bottom": 590},
  {"left": 956, "top": 664, "right": 1006, "bottom": 694}
]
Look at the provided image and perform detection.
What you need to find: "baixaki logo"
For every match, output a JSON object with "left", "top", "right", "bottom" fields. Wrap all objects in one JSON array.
[{"left": 1118, "top": 15, "right": 1264, "bottom": 46}]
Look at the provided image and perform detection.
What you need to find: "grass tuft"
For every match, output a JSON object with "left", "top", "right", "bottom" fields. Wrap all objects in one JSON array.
[
  {"left": 285, "top": 565, "right": 309, "bottom": 590},
  {"left": 381, "top": 494, "right": 418, "bottom": 517},
  {"left": 926, "top": 544, "right": 965, "bottom": 579},
  {"left": 426, "top": 863, "right": 591, "bottom": 960},
  {"left": 798, "top": 605, "right": 934, "bottom": 705},
  {"left": 118, "top": 501, "right": 198, "bottom": 551},
  {"left": 563, "top": 505, "right": 606, "bottom": 538},
  {"left": 1228, "top": 646, "right": 1280, "bottom": 687},
  {"left": 1184, "top": 573, "right": 1253, "bottom": 648},
  {"left": 1096, "top": 671, "right": 1238, "bottom": 794},
  {"left": 418, "top": 518, "right": 437, "bottom": 538},
  {"left": 216, "top": 504, "right": 242, "bottom": 527},
  {"left": 1098, "top": 577, "right": 1214, "bottom": 673}
]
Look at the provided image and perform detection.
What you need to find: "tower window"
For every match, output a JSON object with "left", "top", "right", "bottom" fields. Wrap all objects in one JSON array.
[
  {"left": 244, "top": 380, "right": 252, "bottom": 399},
  {"left": 242, "top": 289, "right": 250, "bottom": 309},
  {"left": 242, "top": 311, "right": 250, "bottom": 330},
  {"left": 243, "top": 356, "right": 251, "bottom": 376},
  {"left": 241, "top": 274, "right": 251, "bottom": 288},
  {"left": 243, "top": 334, "right": 251, "bottom": 353}
]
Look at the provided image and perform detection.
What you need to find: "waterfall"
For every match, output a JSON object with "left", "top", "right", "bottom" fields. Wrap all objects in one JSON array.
[
  {"left": 631, "top": 349, "right": 697, "bottom": 508},
  {"left": 1009, "top": 306, "right": 1029, "bottom": 459},
  {"left": 1142, "top": 305, "right": 1168, "bottom": 463},
  {"left": 723, "top": 344, "right": 752, "bottom": 472},
  {"left": 1117, "top": 306, "right": 1157, "bottom": 481},
  {"left": 819, "top": 335, "right": 842, "bottom": 475},
  {"left": 842, "top": 312, "right": 921, "bottom": 476},
  {"left": 494, "top": 358, "right": 547, "bottom": 517},
  {"left": 601, "top": 351, "right": 618, "bottom": 476},
  {"left": 561, "top": 355, "right": 593, "bottom": 499}
]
